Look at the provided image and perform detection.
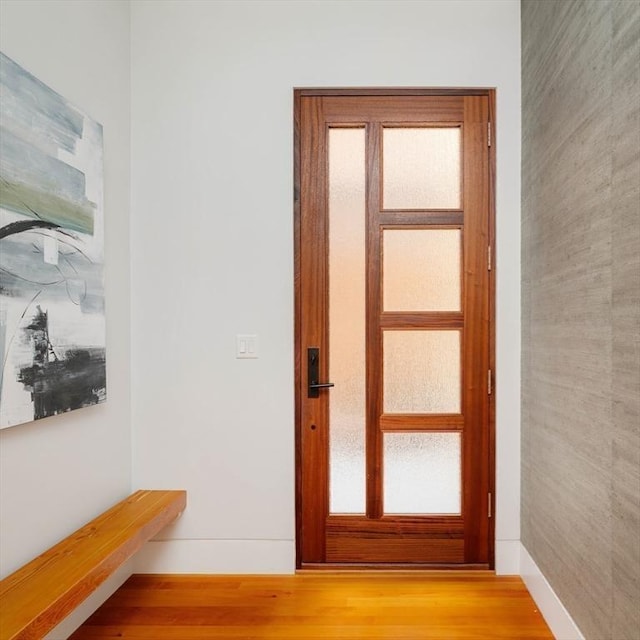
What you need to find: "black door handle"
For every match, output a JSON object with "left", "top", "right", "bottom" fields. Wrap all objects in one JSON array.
[{"left": 308, "top": 347, "right": 334, "bottom": 398}]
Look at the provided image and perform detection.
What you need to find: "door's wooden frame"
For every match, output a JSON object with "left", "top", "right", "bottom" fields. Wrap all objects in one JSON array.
[{"left": 294, "top": 88, "right": 496, "bottom": 569}]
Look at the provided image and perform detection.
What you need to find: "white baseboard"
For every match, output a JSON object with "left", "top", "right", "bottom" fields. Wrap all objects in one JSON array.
[
  {"left": 43, "top": 562, "right": 132, "bottom": 640},
  {"left": 134, "top": 539, "right": 296, "bottom": 574},
  {"left": 495, "top": 539, "right": 521, "bottom": 574},
  {"left": 520, "top": 543, "right": 585, "bottom": 640}
]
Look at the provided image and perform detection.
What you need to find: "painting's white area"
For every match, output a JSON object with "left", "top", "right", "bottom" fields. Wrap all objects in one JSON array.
[
  {"left": 43, "top": 234, "right": 59, "bottom": 265},
  {"left": 47, "top": 299, "right": 106, "bottom": 349},
  {"left": 0, "top": 0, "right": 131, "bottom": 633},
  {"left": 131, "top": 0, "right": 521, "bottom": 572}
]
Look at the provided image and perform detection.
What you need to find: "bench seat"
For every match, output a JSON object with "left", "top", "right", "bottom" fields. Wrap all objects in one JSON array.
[{"left": 0, "top": 489, "right": 186, "bottom": 640}]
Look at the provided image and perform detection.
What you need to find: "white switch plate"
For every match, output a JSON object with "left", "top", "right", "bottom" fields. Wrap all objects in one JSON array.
[{"left": 236, "top": 334, "right": 258, "bottom": 359}]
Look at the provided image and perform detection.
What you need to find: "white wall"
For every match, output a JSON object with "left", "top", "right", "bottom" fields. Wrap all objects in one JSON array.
[
  {"left": 131, "top": 0, "right": 522, "bottom": 573},
  {"left": 0, "top": 0, "right": 132, "bottom": 594}
]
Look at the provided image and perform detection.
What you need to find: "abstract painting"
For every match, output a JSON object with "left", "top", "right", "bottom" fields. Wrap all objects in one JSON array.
[{"left": 0, "top": 52, "right": 106, "bottom": 429}]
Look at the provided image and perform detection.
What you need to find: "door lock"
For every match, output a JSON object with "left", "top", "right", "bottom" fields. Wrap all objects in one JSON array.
[{"left": 307, "top": 347, "right": 334, "bottom": 398}]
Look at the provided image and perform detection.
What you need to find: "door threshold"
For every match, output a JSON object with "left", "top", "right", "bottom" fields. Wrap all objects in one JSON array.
[{"left": 298, "top": 562, "right": 492, "bottom": 572}]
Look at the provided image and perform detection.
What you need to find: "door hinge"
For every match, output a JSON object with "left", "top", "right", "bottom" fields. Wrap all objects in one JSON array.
[
  {"left": 487, "top": 121, "right": 491, "bottom": 147},
  {"left": 488, "top": 492, "right": 492, "bottom": 518},
  {"left": 488, "top": 245, "right": 492, "bottom": 271},
  {"left": 488, "top": 369, "right": 492, "bottom": 395}
]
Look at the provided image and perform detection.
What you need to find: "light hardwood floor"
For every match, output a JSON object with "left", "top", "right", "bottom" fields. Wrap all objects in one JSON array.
[{"left": 70, "top": 572, "right": 553, "bottom": 639}]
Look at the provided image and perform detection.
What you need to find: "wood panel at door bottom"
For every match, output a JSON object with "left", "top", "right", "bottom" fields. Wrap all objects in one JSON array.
[{"left": 325, "top": 516, "right": 465, "bottom": 563}]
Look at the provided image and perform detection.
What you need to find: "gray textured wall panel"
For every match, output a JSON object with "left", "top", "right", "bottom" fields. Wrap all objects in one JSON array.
[
  {"left": 612, "top": 3, "right": 640, "bottom": 638},
  {"left": 522, "top": 1, "right": 640, "bottom": 639}
]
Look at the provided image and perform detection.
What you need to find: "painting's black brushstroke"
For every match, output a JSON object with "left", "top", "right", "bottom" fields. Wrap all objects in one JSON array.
[
  {"left": 0, "top": 289, "right": 42, "bottom": 384},
  {"left": 0, "top": 219, "right": 60, "bottom": 240},
  {"left": 17, "top": 306, "right": 106, "bottom": 420},
  {"left": 4, "top": 226, "right": 92, "bottom": 264}
]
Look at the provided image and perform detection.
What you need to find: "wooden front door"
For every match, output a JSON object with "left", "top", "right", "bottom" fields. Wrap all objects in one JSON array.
[{"left": 295, "top": 90, "right": 495, "bottom": 568}]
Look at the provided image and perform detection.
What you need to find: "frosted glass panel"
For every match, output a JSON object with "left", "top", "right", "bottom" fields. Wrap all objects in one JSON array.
[
  {"left": 384, "top": 331, "right": 460, "bottom": 413},
  {"left": 383, "top": 229, "right": 461, "bottom": 311},
  {"left": 384, "top": 432, "right": 461, "bottom": 514},
  {"left": 329, "top": 128, "right": 366, "bottom": 514},
  {"left": 383, "top": 127, "right": 461, "bottom": 209}
]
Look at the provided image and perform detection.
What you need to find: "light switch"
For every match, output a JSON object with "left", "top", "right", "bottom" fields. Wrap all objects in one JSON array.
[{"left": 236, "top": 334, "right": 258, "bottom": 359}]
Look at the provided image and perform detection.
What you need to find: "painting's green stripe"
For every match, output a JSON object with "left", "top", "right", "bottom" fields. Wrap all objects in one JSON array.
[{"left": 0, "top": 180, "right": 94, "bottom": 235}]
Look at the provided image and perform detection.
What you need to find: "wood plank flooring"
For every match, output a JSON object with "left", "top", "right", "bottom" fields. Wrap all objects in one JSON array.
[{"left": 70, "top": 572, "right": 553, "bottom": 639}]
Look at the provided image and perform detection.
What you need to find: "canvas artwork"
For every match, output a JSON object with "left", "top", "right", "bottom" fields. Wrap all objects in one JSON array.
[{"left": 0, "top": 52, "right": 106, "bottom": 429}]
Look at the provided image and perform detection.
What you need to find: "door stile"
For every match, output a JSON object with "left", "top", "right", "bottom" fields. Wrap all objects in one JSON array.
[
  {"left": 299, "top": 96, "right": 329, "bottom": 562},
  {"left": 487, "top": 93, "right": 497, "bottom": 567},
  {"left": 366, "top": 122, "right": 383, "bottom": 520},
  {"left": 461, "top": 95, "right": 490, "bottom": 563},
  {"left": 294, "top": 89, "right": 302, "bottom": 568}
]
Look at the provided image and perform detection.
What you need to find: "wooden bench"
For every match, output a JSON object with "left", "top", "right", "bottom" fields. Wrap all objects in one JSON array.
[{"left": 0, "top": 489, "right": 186, "bottom": 640}]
